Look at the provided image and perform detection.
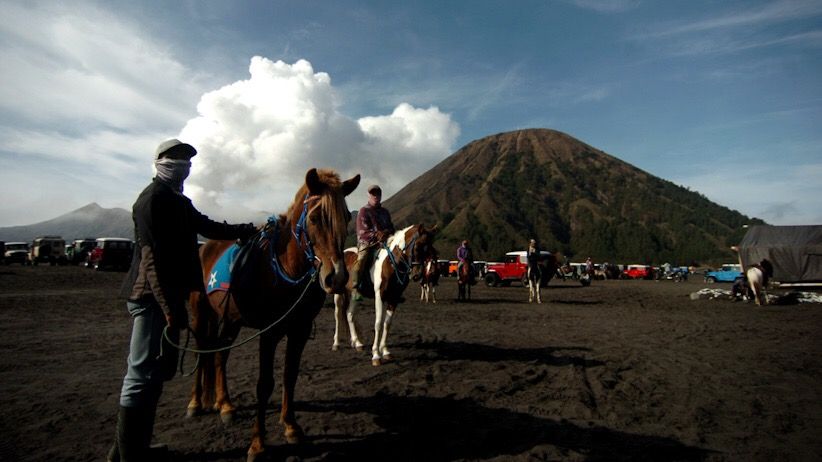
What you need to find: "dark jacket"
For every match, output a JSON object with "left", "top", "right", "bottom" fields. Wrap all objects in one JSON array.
[
  {"left": 120, "top": 179, "right": 254, "bottom": 314},
  {"left": 356, "top": 204, "right": 394, "bottom": 245}
]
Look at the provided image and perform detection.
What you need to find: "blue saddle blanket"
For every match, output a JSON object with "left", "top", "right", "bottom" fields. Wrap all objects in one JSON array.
[{"left": 207, "top": 244, "right": 241, "bottom": 294}]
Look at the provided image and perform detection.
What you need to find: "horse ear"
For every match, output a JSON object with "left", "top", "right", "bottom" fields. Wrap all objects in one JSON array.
[
  {"left": 429, "top": 224, "right": 439, "bottom": 234},
  {"left": 305, "top": 168, "right": 321, "bottom": 194},
  {"left": 343, "top": 174, "right": 361, "bottom": 196}
]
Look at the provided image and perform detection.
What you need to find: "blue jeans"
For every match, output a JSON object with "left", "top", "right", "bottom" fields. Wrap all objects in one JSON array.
[{"left": 119, "top": 298, "right": 179, "bottom": 408}]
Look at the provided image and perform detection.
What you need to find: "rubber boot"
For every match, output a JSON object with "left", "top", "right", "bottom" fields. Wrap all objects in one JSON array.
[{"left": 114, "top": 406, "right": 145, "bottom": 462}]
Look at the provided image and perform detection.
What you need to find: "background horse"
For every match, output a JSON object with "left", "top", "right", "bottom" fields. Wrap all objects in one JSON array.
[
  {"left": 186, "top": 168, "right": 359, "bottom": 461},
  {"left": 457, "top": 261, "right": 474, "bottom": 301},
  {"left": 747, "top": 258, "right": 774, "bottom": 306},
  {"left": 419, "top": 250, "right": 440, "bottom": 303},
  {"left": 529, "top": 253, "right": 561, "bottom": 302},
  {"left": 333, "top": 224, "right": 438, "bottom": 366}
]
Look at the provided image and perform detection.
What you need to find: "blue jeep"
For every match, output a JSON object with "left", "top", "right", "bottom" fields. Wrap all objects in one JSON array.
[{"left": 704, "top": 264, "right": 743, "bottom": 283}]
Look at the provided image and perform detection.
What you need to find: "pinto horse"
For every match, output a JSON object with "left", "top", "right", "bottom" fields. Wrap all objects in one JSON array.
[
  {"left": 419, "top": 251, "right": 440, "bottom": 303},
  {"left": 186, "top": 168, "right": 359, "bottom": 461},
  {"left": 332, "top": 224, "right": 438, "bottom": 366},
  {"left": 457, "top": 261, "right": 474, "bottom": 301},
  {"left": 528, "top": 253, "right": 561, "bottom": 303},
  {"left": 747, "top": 258, "right": 774, "bottom": 306}
]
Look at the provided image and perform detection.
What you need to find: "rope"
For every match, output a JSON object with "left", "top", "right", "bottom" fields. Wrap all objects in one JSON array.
[{"left": 161, "top": 269, "right": 319, "bottom": 362}]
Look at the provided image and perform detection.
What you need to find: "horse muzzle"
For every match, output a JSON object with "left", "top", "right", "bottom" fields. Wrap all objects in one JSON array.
[{"left": 319, "top": 258, "right": 348, "bottom": 294}]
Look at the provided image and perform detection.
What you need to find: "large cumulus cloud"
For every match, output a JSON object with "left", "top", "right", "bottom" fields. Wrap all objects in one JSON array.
[{"left": 180, "top": 57, "right": 460, "bottom": 222}]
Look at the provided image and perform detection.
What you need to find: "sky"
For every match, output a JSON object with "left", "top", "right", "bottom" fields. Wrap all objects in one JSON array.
[{"left": 1, "top": 0, "right": 820, "bottom": 227}]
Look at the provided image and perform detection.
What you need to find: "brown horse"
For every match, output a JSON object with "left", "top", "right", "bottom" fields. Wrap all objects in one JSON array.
[
  {"left": 457, "top": 261, "right": 474, "bottom": 301},
  {"left": 419, "top": 250, "right": 440, "bottom": 303},
  {"left": 186, "top": 168, "right": 359, "bottom": 461},
  {"left": 332, "top": 224, "right": 438, "bottom": 365}
]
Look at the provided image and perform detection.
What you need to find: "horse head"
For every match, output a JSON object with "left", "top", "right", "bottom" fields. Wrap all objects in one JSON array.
[{"left": 290, "top": 168, "right": 360, "bottom": 294}]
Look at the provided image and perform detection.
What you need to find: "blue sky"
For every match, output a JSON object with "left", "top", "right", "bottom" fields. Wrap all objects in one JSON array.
[{"left": 1, "top": 0, "right": 820, "bottom": 227}]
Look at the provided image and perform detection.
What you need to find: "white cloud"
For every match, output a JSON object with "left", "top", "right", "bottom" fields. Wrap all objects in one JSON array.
[{"left": 181, "top": 57, "right": 460, "bottom": 222}]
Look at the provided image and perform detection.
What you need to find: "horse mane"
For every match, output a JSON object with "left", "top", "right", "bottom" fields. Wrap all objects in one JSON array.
[{"left": 284, "top": 169, "right": 349, "bottom": 248}]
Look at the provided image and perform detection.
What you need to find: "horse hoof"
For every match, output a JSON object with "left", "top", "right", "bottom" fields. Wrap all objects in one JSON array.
[
  {"left": 355, "top": 345, "right": 364, "bottom": 352},
  {"left": 372, "top": 358, "right": 381, "bottom": 366},
  {"left": 331, "top": 344, "right": 339, "bottom": 351},
  {"left": 220, "top": 411, "right": 234, "bottom": 426},
  {"left": 185, "top": 406, "right": 200, "bottom": 419},
  {"left": 284, "top": 427, "right": 304, "bottom": 444},
  {"left": 382, "top": 354, "right": 393, "bottom": 363}
]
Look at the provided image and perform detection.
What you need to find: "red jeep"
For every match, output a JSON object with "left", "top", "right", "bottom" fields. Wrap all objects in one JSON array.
[
  {"left": 623, "top": 264, "right": 653, "bottom": 280},
  {"left": 484, "top": 251, "right": 555, "bottom": 287}
]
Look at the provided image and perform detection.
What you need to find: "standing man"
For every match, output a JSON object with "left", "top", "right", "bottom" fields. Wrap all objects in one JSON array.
[
  {"left": 351, "top": 184, "right": 395, "bottom": 299},
  {"left": 108, "top": 139, "right": 256, "bottom": 461}
]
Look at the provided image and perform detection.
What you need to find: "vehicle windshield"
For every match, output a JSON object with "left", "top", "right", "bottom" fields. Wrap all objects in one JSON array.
[{"left": 7, "top": 243, "right": 28, "bottom": 251}]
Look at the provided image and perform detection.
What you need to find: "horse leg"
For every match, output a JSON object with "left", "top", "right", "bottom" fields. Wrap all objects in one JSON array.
[
  {"left": 431, "top": 284, "right": 437, "bottom": 304},
  {"left": 536, "top": 278, "right": 542, "bottom": 304},
  {"left": 332, "top": 293, "right": 345, "bottom": 351},
  {"left": 248, "top": 332, "right": 275, "bottom": 462},
  {"left": 371, "top": 295, "right": 386, "bottom": 366},
  {"left": 213, "top": 322, "right": 242, "bottom": 425},
  {"left": 420, "top": 284, "right": 425, "bottom": 302},
  {"left": 345, "top": 293, "right": 364, "bottom": 351},
  {"left": 187, "top": 291, "right": 216, "bottom": 417},
  {"left": 281, "top": 325, "right": 311, "bottom": 444},
  {"left": 379, "top": 307, "right": 395, "bottom": 362}
]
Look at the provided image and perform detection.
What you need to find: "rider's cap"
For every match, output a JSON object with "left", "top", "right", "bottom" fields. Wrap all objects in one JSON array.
[
  {"left": 155, "top": 139, "right": 197, "bottom": 160},
  {"left": 367, "top": 184, "right": 382, "bottom": 194},
  {"left": 530, "top": 239, "right": 536, "bottom": 243}
]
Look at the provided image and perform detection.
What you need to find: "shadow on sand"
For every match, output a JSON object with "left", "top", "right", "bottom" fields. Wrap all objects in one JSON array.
[{"left": 270, "top": 393, "right": 713, "bottom": 461}]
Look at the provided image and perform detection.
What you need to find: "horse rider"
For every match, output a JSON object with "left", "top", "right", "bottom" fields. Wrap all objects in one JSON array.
[
  {"left": 351, "top": 184, "right": 395, "bottom": 300},
  {"left": 108, "top": 139, "right": 256, "bottom": 461},
  {"left": 526, "top": 238, "right": 540, "bottom": 276},
  {"left": 456, "top": 239, "right": 474, "bottom": 282},
  {"left": 585, "top": 256, "right": 594, "bottom": 276}
]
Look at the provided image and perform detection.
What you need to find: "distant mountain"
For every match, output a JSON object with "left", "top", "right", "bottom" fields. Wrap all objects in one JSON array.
[
  {"left": 0, "top": 203, "right": 132, "bottom": 243},
  {"left": 383, "top": 129, "right": 763, "bottom": 265}
]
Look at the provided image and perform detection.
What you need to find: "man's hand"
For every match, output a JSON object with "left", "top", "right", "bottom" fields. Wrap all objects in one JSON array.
[
  {"left": 375, "top": 230, "right": 387, "bottom": 242},
  {"left": 238, "top": 223, "right": 257, "bottom": 246}
]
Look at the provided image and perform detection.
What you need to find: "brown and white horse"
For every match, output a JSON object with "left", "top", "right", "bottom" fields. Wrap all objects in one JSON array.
[
  {"left": 747, "top": 258, "right": 774, "bottom": 306},
  {"left": 332, "top": 224, "right": 438, "bottom": 365},
  {"left": 419, "top": 251, "right": 440, "bottom": 303},
  {"left": 186, "top": 168, "right": 359, "bottom": 461},
  {"left": 457, "top": 261, "right": 473, "bottom": 301}
]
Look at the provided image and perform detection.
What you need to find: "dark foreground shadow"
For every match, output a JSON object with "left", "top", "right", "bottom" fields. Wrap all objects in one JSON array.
[
  {"left": 402, "top": 340, "right": 604, "bottom": 368},
  {"left": 261, "top": 393, "right": 712, "bottom": 461}
]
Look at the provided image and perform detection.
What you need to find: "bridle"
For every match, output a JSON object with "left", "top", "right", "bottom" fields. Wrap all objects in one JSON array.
[{"left": 266, "top": 194, "right": 320, "bottom": 286}]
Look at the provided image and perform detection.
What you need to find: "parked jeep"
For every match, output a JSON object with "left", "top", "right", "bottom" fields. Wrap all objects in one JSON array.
[
  {"left": 69, "top": 238, "right": 97, "bottom": 265},
  {"left": 3, "top": 242, "right": 29, "bottom": 265},
  {"left": 484, "top": 251, "right": 556, "bottom": 287},
  {"left": 86, "top": 237, "right": 134, "bottom": 271},
  {"left": 623, "top": 264, "right": 653, "bottom": 280},
  {"left": 29, "top": 236, "right": 67, "bottom": 265},
  {"left": 704, "top": 264, "right": 742, "bottom": 283}
]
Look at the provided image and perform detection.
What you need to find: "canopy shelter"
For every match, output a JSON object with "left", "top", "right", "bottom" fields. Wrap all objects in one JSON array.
[{"left": 737, "top": 225, "right": 822, "bottom": 283}]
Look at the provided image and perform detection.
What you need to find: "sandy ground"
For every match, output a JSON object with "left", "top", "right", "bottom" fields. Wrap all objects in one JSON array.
[{"left": 0, "top": 265, "right": 820, "bottom": 461}]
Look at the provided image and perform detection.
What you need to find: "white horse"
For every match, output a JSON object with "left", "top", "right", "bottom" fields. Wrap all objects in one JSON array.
[
  {"left": 332, "top": 224, "right": 438, "bottom": 365},
  {"left": 746, "top": 259, "right": 774, "bottom": 306}
]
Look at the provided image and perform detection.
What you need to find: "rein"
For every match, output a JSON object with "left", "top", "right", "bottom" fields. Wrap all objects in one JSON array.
[
  {"left": 382, "top": 232, "right": 418, "bottom": 285},
  {"left": 161, "top": 269, "right": 319, "bottom": 376}
]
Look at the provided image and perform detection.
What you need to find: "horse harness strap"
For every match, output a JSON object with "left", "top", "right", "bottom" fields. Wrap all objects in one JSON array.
[
  {"left": 266, "top": 194, "right": 318, "bottom": 286},
  {"left": 382, "top": 232, "right": 418, "bottom": 285}
]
